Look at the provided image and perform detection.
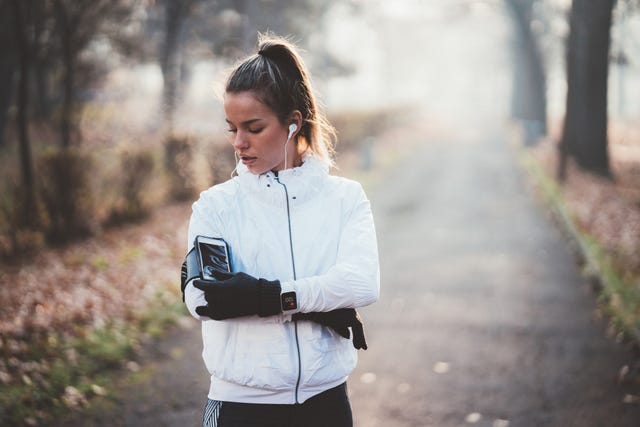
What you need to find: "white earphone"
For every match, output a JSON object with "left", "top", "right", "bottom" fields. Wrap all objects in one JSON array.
[
  {"left": 288, "top": 123, "right": 297, "bottom": 139},
  {"left": 230, "top": 151, "right": 239, "bottom": 178},
  {"left": 284, "top": 123, "right": 298, "bottom": 171}
]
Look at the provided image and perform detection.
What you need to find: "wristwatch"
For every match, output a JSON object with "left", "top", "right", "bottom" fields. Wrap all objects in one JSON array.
[{"left": 281, "top": 291, "right": 298, "bottom": 311}]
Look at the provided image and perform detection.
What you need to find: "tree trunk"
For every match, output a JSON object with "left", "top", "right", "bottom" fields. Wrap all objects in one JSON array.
[
  {"left": 33, "top": 1, "right": 52, "bottom": 119},
  {"left": 11, "top": 0, "right": 37, "bottom": 226},
  {"left": 0, "top": 54, "right": 14, "bottom": 148},
  {"left": 507, "top": 0, "right": 547, "bottom": 145},
  {"left": 0, "top": 0, "right": 16, "bottom": 148},
  {"left": 53, "top": 0, "right": 75, "bottom": 149},
  {"left": 161, "top": 0, "right": 191, "bottom": 136},
  {"left": 559, "top": 0, "right": 613, "bottom": 178},
  {"left": 60, "top": 35, "right": 74, "bottom": 149}
]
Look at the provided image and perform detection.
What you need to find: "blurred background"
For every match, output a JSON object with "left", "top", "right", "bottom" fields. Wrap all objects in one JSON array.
[
  {"left": 1, "top": 0, "right": 640, "bottom": 425},
  {"left": 1, "top": 0, "right": 639, "bottom": 246}
]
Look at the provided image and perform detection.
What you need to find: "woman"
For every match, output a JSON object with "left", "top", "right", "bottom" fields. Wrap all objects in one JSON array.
[{"left": 182, "top": 34, "right": 380, "bottom": 427}]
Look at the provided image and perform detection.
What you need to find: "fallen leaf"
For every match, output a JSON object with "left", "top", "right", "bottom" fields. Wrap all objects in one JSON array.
[
  {"left": 360, "top": 372, "right": 377, "bottom": 384},
  {"left": 433, "top": 361, "right": 450, "bottom": 374},
  {"left": 465, "top": 412, "right": 482, "bottom": 423},
  {"left": 91, "top": 384, "right": 107, "bottom": 396}
]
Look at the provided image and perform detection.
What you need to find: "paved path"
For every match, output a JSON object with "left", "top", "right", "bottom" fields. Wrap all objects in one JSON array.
[
  {"left": 349, "top": 128, "right": 640, "bottom": 426},
  {"left": 61, "top": 126, "right": 640, "bottom": 426}
]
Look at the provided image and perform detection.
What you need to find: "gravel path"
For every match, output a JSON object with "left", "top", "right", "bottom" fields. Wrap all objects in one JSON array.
[{"left": 58, "top": 124, "right": 640, "bottom": 426}]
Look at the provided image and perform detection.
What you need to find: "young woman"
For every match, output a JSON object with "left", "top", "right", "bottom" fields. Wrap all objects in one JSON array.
[{"left": 182, "top": 34, "right": 380, "bottom": 427}]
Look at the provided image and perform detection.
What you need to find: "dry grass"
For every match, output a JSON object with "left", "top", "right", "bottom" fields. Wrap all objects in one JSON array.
[
  {"left": 532, "top": 120, "right": 640, "bottom": 274},
  {"left": 0, "top": 202, "right": 189, "bottom": 425},
  {"left": 521, "top": 118, "right": 640, "bottom": 340}
]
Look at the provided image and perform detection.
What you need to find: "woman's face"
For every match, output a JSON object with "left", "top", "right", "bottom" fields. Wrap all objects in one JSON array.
[{"left": 224, "top": 91, "right": 294, "bottom": 175}]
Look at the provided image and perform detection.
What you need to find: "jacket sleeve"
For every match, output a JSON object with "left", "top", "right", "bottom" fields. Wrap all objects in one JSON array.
[{"left": 280, "top": 183, "right": 380, "bottom": 312}]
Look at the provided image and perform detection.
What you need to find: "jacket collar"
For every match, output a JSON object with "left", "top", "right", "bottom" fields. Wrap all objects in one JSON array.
[{"left": 236, "top": 154, "right": 329, "bottom": 206}]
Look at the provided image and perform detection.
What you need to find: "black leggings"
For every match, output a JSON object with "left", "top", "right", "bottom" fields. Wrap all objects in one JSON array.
[{"left": 203, "top": 382, "right": 352, "bottom": 427}]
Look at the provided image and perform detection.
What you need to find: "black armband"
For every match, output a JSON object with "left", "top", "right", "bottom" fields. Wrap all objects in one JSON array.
[{"left": 180, "top": 248, "right": 200, "bottom": 302}]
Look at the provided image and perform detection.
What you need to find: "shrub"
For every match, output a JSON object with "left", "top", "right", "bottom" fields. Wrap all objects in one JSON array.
[
  {"left": 165, "top": 135, "right": 195, "bottom": 201},
  {"left": 107, "top": 148, "right": 154, "bottom": 225},
  {"left": 37, "top": 148, "right": 94, "bottom": 245},
  {"left": 330, "top": 107, "right": 405, "bottom": 152},
  {"left": 208, "top": 142, "right": 235, "bottom": 185},
  {"left": 0, "top": 180, "right": 45, "bottom": 258},
  {"left": 0, "top": 182, "right": 24, "bottom": 256}
]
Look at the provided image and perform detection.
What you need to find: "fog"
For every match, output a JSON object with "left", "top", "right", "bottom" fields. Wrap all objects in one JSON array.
[
  {"left": 109, "top": 1, "right": 514, "bottom": 137},
  {"left": 320, "top": 0, "right": 513, "bottom": 123},
  {"left": 102, "top": 0, "right": 640, "bottom": 141}
]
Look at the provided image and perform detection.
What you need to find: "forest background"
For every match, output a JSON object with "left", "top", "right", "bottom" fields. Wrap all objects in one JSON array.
[{"left": 1, "top": 0, "right": 639, "bottom": 425}]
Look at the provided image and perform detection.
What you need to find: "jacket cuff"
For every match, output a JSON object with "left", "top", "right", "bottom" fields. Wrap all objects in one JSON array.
[{"left": 258, "top": 279, "right": 282, "bottom": 317}]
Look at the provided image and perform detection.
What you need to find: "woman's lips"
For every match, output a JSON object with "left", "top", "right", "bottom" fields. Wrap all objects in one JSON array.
[{"left": 240, "top": 155, "right": 257, "bottom": 165}]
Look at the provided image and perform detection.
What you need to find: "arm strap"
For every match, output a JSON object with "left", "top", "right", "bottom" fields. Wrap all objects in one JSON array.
[{"left": 180, "top": 248, "right": 200, "bottom": 302}]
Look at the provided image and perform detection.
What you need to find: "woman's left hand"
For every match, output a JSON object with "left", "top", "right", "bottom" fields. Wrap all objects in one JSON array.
[
  {"left": 193, "top": 272, "right": 282, "bottom": 320},
  {"left": 293, "top": 309, "right": 368, "bottom": 350}
]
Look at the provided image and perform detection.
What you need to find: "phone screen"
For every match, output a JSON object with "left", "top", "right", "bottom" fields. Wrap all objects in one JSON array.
[{"left": 198, "top": 240, "right": 230, "bottom": 281}]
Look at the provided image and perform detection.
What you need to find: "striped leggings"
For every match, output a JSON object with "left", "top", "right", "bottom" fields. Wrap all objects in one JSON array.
[{"left": 202, "top": 382, "right": 352, "bottom": 427}]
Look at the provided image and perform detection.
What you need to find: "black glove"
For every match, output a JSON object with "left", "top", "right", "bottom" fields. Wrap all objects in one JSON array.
[
  {"left": 293, "top": 308, "right": 368, "bottom": 350},
  {"left": 192, "top": 272, "right": 282, "bottom": 320}
]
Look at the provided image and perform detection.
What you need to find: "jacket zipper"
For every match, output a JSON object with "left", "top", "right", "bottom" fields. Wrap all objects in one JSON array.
[{"left": 274, "top": 175, "right": 302, "bottom": 404}]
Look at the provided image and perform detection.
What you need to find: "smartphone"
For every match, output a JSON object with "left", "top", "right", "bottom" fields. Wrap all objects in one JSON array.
[{"left": 194, "top": 235, "right": 231, "bottom": 281}]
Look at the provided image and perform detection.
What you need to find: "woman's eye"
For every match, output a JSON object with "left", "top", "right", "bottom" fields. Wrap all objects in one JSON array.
[
  {"left": 227, "top": 128, "right": 237, "bottom": 134},
  {"left": 249, "top": 128, "right": 263, "bottom": 134}
]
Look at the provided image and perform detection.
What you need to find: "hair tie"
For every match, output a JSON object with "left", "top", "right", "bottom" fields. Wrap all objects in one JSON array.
[{"left": 258, "top": 47, "right": 277, "bottom": 61}]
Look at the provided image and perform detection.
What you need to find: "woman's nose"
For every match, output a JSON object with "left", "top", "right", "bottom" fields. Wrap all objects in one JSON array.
[{"left": 231, "top": 131, "right": 249, "bottom": 150}]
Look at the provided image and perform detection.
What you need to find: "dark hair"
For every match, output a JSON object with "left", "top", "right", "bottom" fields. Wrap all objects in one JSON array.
[{"left": 225, "top": 34, "right": 336, "bottom": 165}]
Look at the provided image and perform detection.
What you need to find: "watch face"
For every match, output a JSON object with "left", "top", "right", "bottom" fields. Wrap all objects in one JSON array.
[{"left": 281, "top": 291, "right": 297, "bottom": 310}]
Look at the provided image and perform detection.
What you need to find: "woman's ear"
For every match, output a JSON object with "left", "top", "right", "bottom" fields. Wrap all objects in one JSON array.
[{"left": 288, "top": 110, "right": 302, "bottom": 138}]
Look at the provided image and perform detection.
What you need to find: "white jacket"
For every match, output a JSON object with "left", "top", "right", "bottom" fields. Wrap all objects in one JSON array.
[{"left": 184, "top": 155, "right": 380, "bottom": 404}]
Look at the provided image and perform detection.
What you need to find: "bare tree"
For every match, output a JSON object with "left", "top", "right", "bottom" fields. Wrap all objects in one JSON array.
[
  {"left": 559, "top": 0, "right": 614, "bottom": 178},
  {"left": 159, "top": 0, "right": 196, "bottom": 136},
  {"left": 51, "top": 0, "right": 135, "bottom": 148},
  {"left": 153, "top": 0, "right": 342, "bottom": 137},
  {"left": 32, "top": 1, "right": 54, "bottom": 119},
  {"left": 40, "top": 0, "right": 139, "bottom": 242},
  {"left": 0, "top": 0, "right": 16, "bottom": 149},
  {"left": 10, "top": 0, "right": 37, "bottom": 226}
]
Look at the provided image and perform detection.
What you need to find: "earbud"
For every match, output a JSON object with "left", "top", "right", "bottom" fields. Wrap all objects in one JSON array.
[
  {"left": 288, "top": 123, "right": 297, "bottom": 139},
  {"left": 230, "top": 151, "right": 239, "bottom": 178}
]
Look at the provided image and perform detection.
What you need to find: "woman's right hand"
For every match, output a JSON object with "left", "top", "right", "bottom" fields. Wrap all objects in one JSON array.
[{"left": 193, "top": 273, "right": 282, "bottom": 320}]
